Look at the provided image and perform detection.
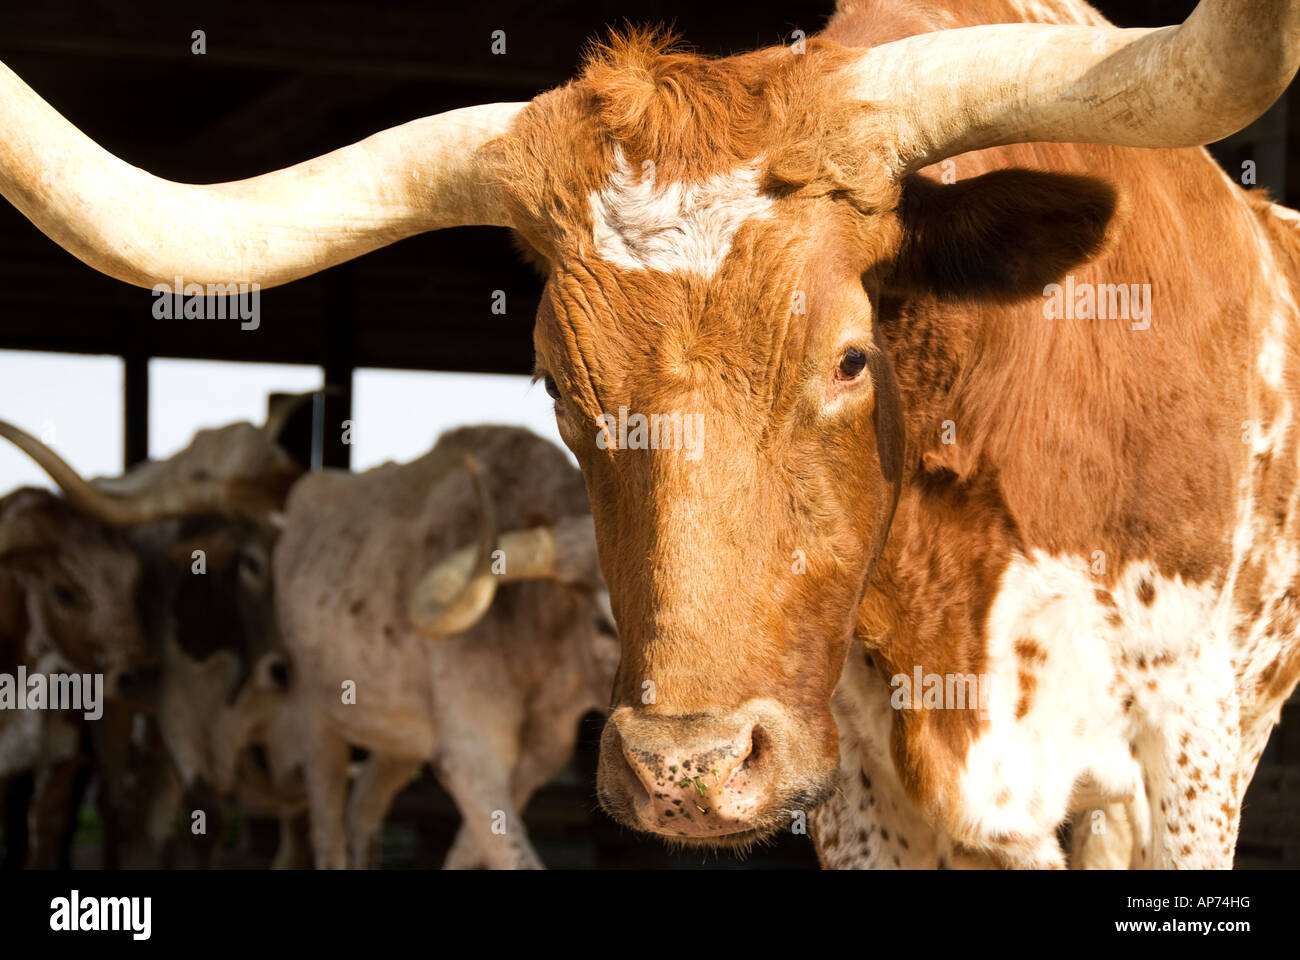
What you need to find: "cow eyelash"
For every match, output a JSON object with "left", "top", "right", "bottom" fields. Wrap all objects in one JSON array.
[{"left": 533, "top": 370, "right": 563, "bottom": 401}]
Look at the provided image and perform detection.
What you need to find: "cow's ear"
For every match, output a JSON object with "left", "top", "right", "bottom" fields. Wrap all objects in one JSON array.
[{"left": 886, "top": 168, "right": 1117, "bottom": 301}]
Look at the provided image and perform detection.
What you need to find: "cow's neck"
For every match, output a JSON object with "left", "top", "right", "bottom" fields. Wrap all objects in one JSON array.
[{"left": 816, "top": 140, "right": 1300, "bottom": 866}]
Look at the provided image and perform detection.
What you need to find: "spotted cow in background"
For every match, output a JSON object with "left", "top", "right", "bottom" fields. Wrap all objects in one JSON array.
[{"left": 274, "top": 425, "right": 616, "bottom": 869}]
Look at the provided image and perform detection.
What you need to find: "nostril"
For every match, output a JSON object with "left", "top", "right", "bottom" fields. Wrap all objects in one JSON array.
[
  {"left": 617, "top": 736, "right": 652, "bottom": 806},
  {"left": 740, "top": 725, "right": 766, "bottom": 777}
]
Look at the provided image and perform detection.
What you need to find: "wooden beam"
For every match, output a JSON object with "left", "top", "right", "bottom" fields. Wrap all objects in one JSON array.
[{"left": 0, "top": 2, "right": 581, "bottom": 88}]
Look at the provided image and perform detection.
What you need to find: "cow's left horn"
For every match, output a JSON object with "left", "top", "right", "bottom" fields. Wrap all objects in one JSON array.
[
  {"left": 0, "top": 420, "right": 281, "bottom": 525},
  {"left": 0, "top": 58, "right": 526, "bottom": 290},
  {"left": 850, "top": 0, "right": 1300, "bottom": 175}
]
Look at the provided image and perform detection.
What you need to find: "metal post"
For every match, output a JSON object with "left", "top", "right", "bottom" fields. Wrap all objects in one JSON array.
[
  {"left": 320, "top": 268, "right": 356, "bottom": 470},
  {"left": 123, "top": 352, "right": 149, "bottom": 469}
]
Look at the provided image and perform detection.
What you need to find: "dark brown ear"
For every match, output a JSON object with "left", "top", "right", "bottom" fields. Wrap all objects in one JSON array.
[{"left": 888, "top": 168, "right": 1117, "bottom": 301}]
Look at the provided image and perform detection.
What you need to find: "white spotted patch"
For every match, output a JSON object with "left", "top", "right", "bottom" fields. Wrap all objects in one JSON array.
[
  {"left": 826, "top": 551, "right": 1254, "bottom": 868},
  {"left": 587, "top": 148, "right": 775, "bottom": 277},
  {"left": 1218, "top": 202, "right": 1300, "bottom": 751},
  {"left": 957, "top": 555, "right": 1217, "bottom": 856}
]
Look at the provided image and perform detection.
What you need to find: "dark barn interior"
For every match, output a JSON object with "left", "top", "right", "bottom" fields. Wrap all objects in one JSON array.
[{"left": 0, "top": 0, "right": 1296, "bottom": 869}]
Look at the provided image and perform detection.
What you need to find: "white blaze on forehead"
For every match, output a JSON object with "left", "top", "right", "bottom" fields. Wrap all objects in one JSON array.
[{"left": 587, "top": 149, "right": 775, "bottom": 277}]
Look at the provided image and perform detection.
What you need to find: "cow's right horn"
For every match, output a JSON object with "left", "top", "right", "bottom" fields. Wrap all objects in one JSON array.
[
  {"left": 0, "top": 420, "right": 281, "bottom": 525},
  {"left": 0, "top": 57, "right": 525, "bottom": 291}
]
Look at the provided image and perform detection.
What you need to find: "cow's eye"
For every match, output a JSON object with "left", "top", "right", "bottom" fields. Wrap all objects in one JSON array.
[
  {"left": 837, "top": 347, "right": 868, "bottom": 380},
  {"left": 543, "top": 374, "right": 562, "bottom": 401},
  {"left": 239, "top": 550, "right": 265, "bottom": 580},
  {"left": 52, "top": 583, "right": 82, "bottom": 608}
]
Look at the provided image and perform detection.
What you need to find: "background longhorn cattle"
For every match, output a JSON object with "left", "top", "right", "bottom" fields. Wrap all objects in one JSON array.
[
  {"left": 93, "top": 406, "right": 310, "bottom": 868},
  {"left": 274, "top": 425, "right": 616, "bottom": 869},
  {"left": 0, "top": 486, "right": 147, "bottom": 869},
  {"left": 0, "top": 403, "right": 309, "bottom": 869}
]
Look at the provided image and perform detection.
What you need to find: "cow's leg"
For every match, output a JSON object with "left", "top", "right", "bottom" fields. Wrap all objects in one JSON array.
[
  {"left": 185, "top": 782, "right": 224, "bottom": 868},
  {"left": 1068, "top": 775, "right": 1151, "bottom": 870},
  {"left": 132, "top": 759, "right": 183, "bottom": 868},
  {"left": 437, "top": 719, "right": 574, "bottom": 871},
  {"left": 346, "top": 753, "right": 422, "bottom": 869},
  {"left": 510, "top": 712, "right": 583, "bottom": 812},
  {"left": 432, "top": 746, "right": 542, "bottom": 870},
  {"left": 1069, "top": 801, "right": 1135, "bottom": 869},
  {"left": 302, "top": 722, "right": 350, "bottom": 869},
  {"left": 27, "top": 755, "right": 86, "bottom": 869},
  {"left": 269, "top": 816, "right": 293, "bottom": 870},
  {"left": 271, "top": 812, "right": 312, "bottom": 870},
  {"left": 441, "top": 708, "right": 587, "bottom": 870},
  {"left": 987, "top": 834, "right": 1068, "bottom": 869},
  {"left": 439, "top": 710, "right": 588, "bottom": 870},
  {"left": 56, "top": 750, "right": 94, "bottom": 869},
  {"left": 1, "top": 771, "right": 32, "bottom": 870},
  {"left": 438, "top": 723, "right": 567, "bottom": 872},
  {"left": 1134, "top": 662, "right": 1241, "bottom": 868},
  {"left": 89, "top": 702, "right": 136, "bottom": 869},
  {"left": 442, "top": 824, "right": 483, "bottom": 870},
  {"left": 0, "top": 706, "right": 44, "bottom": 857},
  {"left": 22, "top": 711, "right": 86, "bottom": 869}
]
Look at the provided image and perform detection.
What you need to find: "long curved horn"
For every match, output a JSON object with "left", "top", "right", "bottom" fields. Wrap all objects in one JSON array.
[
  {"left": 0, "top": 59, "right": 526, "bottom": 289},
  {"left": 409, "top": 457, "right": 499, "bottom": 638},
  {"left": 410, "top": 508, "right": 601, "bottom": 640},
  {"left": 0, "top": 421, "right": 281, "bottom": 525},
  {"left": 846, "top": 0, "right": 1300, "bottom": 176}
]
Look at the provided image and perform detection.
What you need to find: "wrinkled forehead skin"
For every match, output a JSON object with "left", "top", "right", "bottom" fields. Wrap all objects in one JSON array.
[{"left": 493, "top": 36, "right": 910, "bottom": 842}]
